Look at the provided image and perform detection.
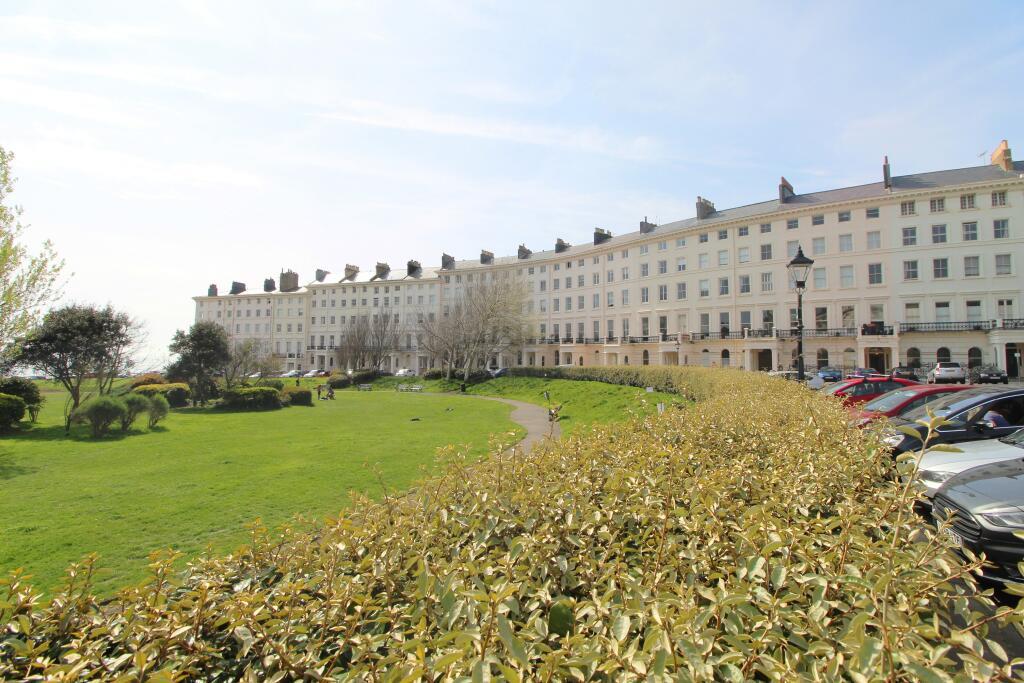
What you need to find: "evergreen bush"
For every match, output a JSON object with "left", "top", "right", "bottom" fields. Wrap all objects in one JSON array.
[
  {"left": 0, "top": 392, "right": 26, "bottom": 429},
  {"left": 147, "top": 394, "right": 169, "bottom": 428},
  {"left": 129, "top": 372, "right": 165, "bottom": 389},
  {"left": 0, "top": 377, "right": 42, "bottom": 409},
  {"left": 72, "top": 396, "right": 127, "bottom": 438},
  {"left": 282, "top": 386, "right": 313, "bottom": 406},
  {"left": 133, "top": 383, "right": 190, "bottom": 408},
  {"left": 120, "top": 393, "right": 152, "bottom": 432},
  {"left": 220, "top": 386, "right": 282, "bottom": 410}
]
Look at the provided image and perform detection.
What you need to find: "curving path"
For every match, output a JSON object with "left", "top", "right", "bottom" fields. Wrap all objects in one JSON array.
[{"left": 460, "top": 395, "right": 561, "bottom": 454}]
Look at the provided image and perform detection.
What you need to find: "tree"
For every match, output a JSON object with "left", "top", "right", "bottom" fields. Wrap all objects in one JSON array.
[
  {"left": 366, "top": 312, "right": 403, "bottom": 371},
  {"left": 166, "top": 321, "right": 229, "bottom": 406},
  {"left": 0, "top": 146, "right": 64, "bottom": 370},
  {"left": 222, "top": 339, "right": 268, "bottom": 389},
  {"left": 93, "top": 311, "right": 145, "bottom": 396},
  {"left": 16, "top": 305, "right": 138, "bottom": 431},
  {"left": 336, "top": 316, "right": 370, "bottom": 371}
]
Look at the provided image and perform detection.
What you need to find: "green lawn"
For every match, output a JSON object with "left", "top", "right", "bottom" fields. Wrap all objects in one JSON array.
[
  {"left": 0, "top": 388, "right": 520, "bottom": 595},
  {"left": 367, "top": 375, "right": 681, "bottom": 434}
]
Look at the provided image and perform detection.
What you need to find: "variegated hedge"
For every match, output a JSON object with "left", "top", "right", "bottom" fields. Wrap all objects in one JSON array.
[{"left": 2, "top": 367, "right": 1022, "bottom": 680}]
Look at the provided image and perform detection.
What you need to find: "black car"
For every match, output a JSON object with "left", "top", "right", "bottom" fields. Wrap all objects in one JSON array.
[
  {"left": 932, "top": 458, "right": 1024, "bottom": 583},
  {"left": 971, "top": 364, "right": 1010, "bottom": 385},
  {"left": 889, "top": 366, "right": 919, "bottom": 381},
  {"left": 884, "top": 387, "right": 1024, "bottom": 455}
]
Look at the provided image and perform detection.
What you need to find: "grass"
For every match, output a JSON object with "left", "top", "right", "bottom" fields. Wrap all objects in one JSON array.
[
  {"left": 366, "top": 375, "right": 681, "bottom": 434},
  {"left": 0, "top": 387, "right": 521, "bottom": 595}
]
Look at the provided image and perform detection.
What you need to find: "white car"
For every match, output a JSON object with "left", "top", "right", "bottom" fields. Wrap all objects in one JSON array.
[
  {"left": 303, "top": 370, "right": 319, "bottom": 378},
  {"left": 395, "top": 368, "right": 415, "bottom": 377},
  {"left": 913, "top": 429, "right": 1024, "bottom": 498},
  {"left": 927, "top": 362, "right": 966, "bottom": 384},
  {"left": 279, "top": 370, "right": 300, "bottom": 378}
]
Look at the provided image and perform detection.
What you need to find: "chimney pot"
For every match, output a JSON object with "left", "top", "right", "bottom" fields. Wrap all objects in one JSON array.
[
  {"left": 639, "top": 218, "right": 657, "bottom": 233},
  {"left": 315, "top": 269, "right": 329, "bottom": 282},
  {"left": 517, "top": 244, "right": 532, "bottom": 259},
  {"left": 441, "top": 253, "right": 455, "bottom": 270},
  {"left": 778, "top": 176, "right": 795, "bottom": 203},
  {"left": 555, "top": 238, "right": 570, "bottom": 253},
  {"left": 407, "top": 260, "right": 421, "bottom": 277},
  {"left": 263, "top": 278, "right": 276, "bottom": 292},
  {"left": 594, "top": 228, "right": 612, "bottom": 245},
  {"left": 279, "top": 270, "right": 300, "bottom": 292},
  {"left": 695, "top": 196, "right": 716, "bottom": 220},
  {"left": 883, "top": 156, "right": 892, "bottom": 190},
  {"left": 480, "top": 250, "right": 494, "bottom": 264},
  {"left": 207, "top": 284, "right": 218, "bottom": 297},
  {"left": 991, "top": 139, "right": 1013, "bottom": 172},
  {"left": 229, "top": 281, "right": 246, "bottom": 295}
]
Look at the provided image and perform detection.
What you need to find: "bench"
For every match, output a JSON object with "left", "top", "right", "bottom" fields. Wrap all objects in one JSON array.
[
  {"left": 357, "top": 384, "right": 373, "bottom": 391},
  {"left": 396, "top": 384, "right": 423, "bottom": 393},
  {"left": 409, "top": 385, "right": 423, "bottom": 392}
]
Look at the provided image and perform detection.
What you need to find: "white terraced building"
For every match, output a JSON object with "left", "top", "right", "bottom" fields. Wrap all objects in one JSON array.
[{"left": 194, "top": 141, "right": 1024, "bottom": 377}]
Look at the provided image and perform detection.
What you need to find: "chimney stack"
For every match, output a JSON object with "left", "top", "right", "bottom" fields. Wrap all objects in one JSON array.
[
  {"left": 594, "top": 228, "right": 612, "bottom": 245},
  {"left": 263, "top": 278, "right": 276, "bottom": 293},
  {"left": 229, "top": 281, "right": 246, "bottom": 295},
  {"left": 883, "top": 156, "right": 892, "bottom": 190},
  {"left": 639, "top": 216, "right": 657, "bottom": 233},
  {"left": 407, "top": 260, "right": 421, "bottom": 277},
  {"left": 342, "top": 264, "right": 359, "bottom": 281},
  {"left": 991, "top": 140, "right": 1013, "bottom": 172},
  {"left": 480, "top": 250, "right": 494, "bottom": 264},
  {"left": 280, "top": 270, "right": 299, "bottom": 292},
  {"left": 778, "top": 177, "right": 795, "bottom": 203},
  {"left": 374, "top": 262, "right": 390, "bottom": 280},
  {"left": 555, "top": 238, "right": 570, "bottom": 253},
  {"left": 441, "top": 253, "right": 455, "bottom": 270},
  {"left": 695, "top": 196, "right": 716, "bottom": 220},
  {"left": 207, "top": 284, "right": 218, "bottom": 297},
  {"left": 517, "top": 244, "right": 532, "bottom": 259},
  {"left": 315, "top": 268, "right": 329, "bottom": 282}
]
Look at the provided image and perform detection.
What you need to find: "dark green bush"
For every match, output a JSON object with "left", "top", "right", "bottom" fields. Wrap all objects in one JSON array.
[
  {"left": 350, "top": 369, "right": 378, "bottom": 385},
  {"left": 134, "top": 383, "right": 190, "bottom": 408},
  {"left": 0, "top": 377, "right": 42, "bottom": 409},
  {"left": 254, "top": 378, "right": 284, "bottom": 391},
  {"left": 72, "top": 396, "right": 126, "bottom": 438},
  {"left": 129, "top": 372, "right": 165, "bottom": 389},
  {"left": 281, "top": 386, "right": 312, "bottom": 406},
  {"left": 421, "top": 369, "right": 445, "bottom": 380},
  {"left": 326, "top": 375, "right": 351, "bottom": 389},
  {"left": 147, "top": 394, "right": 169, "bottom": 428},
  {"left": 0, "top": 393, "right": 27, "bottom": 429},
  {"left": 120, "top": 393, "right": 152, "bottom": 432},
  {"left": 220, "top": 386, "right": 282, "bottom": 410}
]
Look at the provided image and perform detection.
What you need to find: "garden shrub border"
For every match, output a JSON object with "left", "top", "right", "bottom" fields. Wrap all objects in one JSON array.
[{"left": 133, "top": 382, "right": 191, "bottom": 408}]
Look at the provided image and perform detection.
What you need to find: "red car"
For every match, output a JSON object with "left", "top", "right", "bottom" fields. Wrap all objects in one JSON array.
[
  {"left": 849, "top": 383, "right": 972, "bottom": 426},
  {"left": 822, "top": 376, "right": 919, "bottom": 406}
]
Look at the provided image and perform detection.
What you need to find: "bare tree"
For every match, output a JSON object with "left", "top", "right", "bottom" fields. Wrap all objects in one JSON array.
[
  {"left": 366, "top": 311, "right": 403, "bottom": 371},
  {"left": 94, "top": 312, "right": 146, "bottom": 395},
  {"left": 221, "top": 339, "right": 268, "bottom": 389},
  {"left": 336, "top": 316, "right": 370, "bottom": 371},
  {"left": 418, "top": 309, "right": 462, "bottom": 379}
]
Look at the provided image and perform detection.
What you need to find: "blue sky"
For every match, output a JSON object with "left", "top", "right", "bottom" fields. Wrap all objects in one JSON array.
[{"left": 2, "top": 0, "right": 1022, "bottom": 364}]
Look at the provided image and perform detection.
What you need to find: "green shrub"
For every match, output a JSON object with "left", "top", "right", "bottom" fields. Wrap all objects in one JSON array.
[
  {"left": 220, "top": 386, "right": 282, "bottom": 411},
  {"left": 134, "top": 383, "right": 190, "bottom": 408},
  {"left": 129, "top": 372, "right": 165, "bottom": 389},
  {"left": 1, "top": 367, "right": 1021, "bottom": 680},
  {"left": 421, "top": 368, "right": 445, "bottom": 380},
  {"left": 0, "top": 393, "right": 27, "bottom": 429},
  {"left": 350, "top": 369, "right": 377, "bottom": 385},
  {"left": 254, "top": 378, "right": 284, "bottom": 391},
  {"left": 281, "top": 386, "right": 312, "bottom": 406},
  {"left": 72, "top": 396, "right": 126, "bottom": 438},
  {"left": 0, "top": 377, "right": 42, "bottom": 409},
  {"left": 120, "top": 393, "right": 151, "bottom": 432},
  {"left": 326, "top": 375, "right": 351, "bottom": 389},
  {"left": 147, "top": 394, "right": 169, "bottom": 428}
]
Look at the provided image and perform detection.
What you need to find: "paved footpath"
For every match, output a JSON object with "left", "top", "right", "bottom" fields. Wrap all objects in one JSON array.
[{"left": 461, "top": 395, "right": 562, "bottom": 454}]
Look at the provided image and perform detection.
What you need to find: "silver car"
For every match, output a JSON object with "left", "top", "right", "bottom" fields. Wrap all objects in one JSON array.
[
  {"left": 927, "top": 362, "right": 966, "bottom": 384},
  {"left": 913, "top": 428, "right": 1024, "bottom": 499}
]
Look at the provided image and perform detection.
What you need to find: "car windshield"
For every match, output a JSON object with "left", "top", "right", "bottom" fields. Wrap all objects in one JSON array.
[
  {"left": 823, "top": 380, "right": 856, "bottom": 396},
  {"left": 901, "top": 389, "right": 996, "bottom": 424},
  {"left": 863, "top": 389, "right": 919, "bottom": 412},
  {"left": 999, "top": 429, "right": 1024, "bottom": 449}
]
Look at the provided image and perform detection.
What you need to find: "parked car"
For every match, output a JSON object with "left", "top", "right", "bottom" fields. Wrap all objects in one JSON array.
[
  {"left": 395, "top": 368, "right": 415, "bottom": 377},
  {"left": 850, "top": 383, "right": 970, "bottom": 426},
  {"left": 845, "top": 367, "right": 880, "bottom": 379},
  {"left": 823, "top": 376, "right": 919, "bottom": 406},
  {"left": 883, "top": 386, "right": 1024, "bottom": 455},
  {"left": 816, "top": 366, "right": 843, "bottom": 382},
  {"left": 302, "top": 370, "right": 320, "bottom": 378},
  {"left": 913, "top": 428, "right": 1024, "bottom": 500},
  {"left": 889, "top": 366, "right": 919, "bottom": 381},
  {"left": 279, "top": 370, "right": 300, "bottom": 378},
  {"left": 488, "top": 367, "right": 508, "bottom": 378},
  {"left": 971, "top": 364, "right": 1010, "bottom": 385},
  {"left": 931, "top": 458, "right": 1024, "bottom": 584},
  {"left": 927, "top": 362, "right": 967, "bottom": 384}
]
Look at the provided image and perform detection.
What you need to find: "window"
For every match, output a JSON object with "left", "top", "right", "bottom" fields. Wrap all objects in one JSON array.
[
  {"left": 935, "top": 303, "right": 950, "bottom": 323},
  {"left": 994, "top": 219, "right": 1009, "bottom": 239},
  {"left": 658, "top": 260, "right": 667, "bottom": 274},
  {"left": 996, "top": 254, "right": 1012, "bottom": 275},
  {"left": 639, "top": 244, "right": 649, "bottom": 255},
  {"left": 906, "top": 347, "right": 921, "bottom": 368},
  {"left": 998, "top": 299, "right": 1015, "bottom": 318},
  {"left": 717, "top": 230, "right": 728, "bottom": 240},
  {"left": 606, "top": 292, "right": 614, "bottom": 307},
  {"left": 932, "top": 258, "right": 949, "bottom": 279},
  {"left": 931, "top": 224, "right": 947, "bottom": 243},
  {"left": 929, "top": 197, "right": 945, "bottom": 213},
  {"left": 786, "top": 240, "right": 799, "bottom": 258},
  {"left": 966, "top": 301, "right": 982, "bottom": 322},
  {"left": 578, "top": 295, "right": 584, "bottom": 310},
  {"left": 903, "top": 260, "right": 918, "bottom": 280},
  {"left": 812, "top": 214, "right": 824, "bottom": 226},
  {"left": 640, "top": 287, "right": 649, "bottom": 303},
  {"left": 621, "top": 249, "right": 628, "bottom": 258},
  {"left": 905, "top": 303, "right": 920, "bottom": 322},
  {"left": 676, "top": 257, "right": 687, "bottom": 271},
  {"left": 839, "top": 210, "right": 852, "bottom": 222},
  {"left": 565, "top": 297, "right": 572, "bottom": 311},
  {"left": 718, "top": 277, "right": 729, "bottom": 295},
  {"left": 900, "top": 200, "right": 916, "bottom": 216},
  {"left": 815, "top": 307, "right": 828, "bottom": 330},
  {"left": 787, "top": 218, "right": 798, "bottom": 230},
  {"left": 967, "top": 346, "right": 983, "bottom": 368},
  {"left": 699, "top": 279, "right": 710, "bottom": 297},
  {"left": 676, "top": 282, "right": 686, "bottom": 299},
  {"left": 960, "top": 193, "right": 975, "bottom": 210},
  {"left": 640, "top": 263, "right": 649, "bottom": 277},
  {"left": 593, "top": 293, "right": 600, "bottom": 308},
  {"left": 760, "top": 222, "right": 772, "bottom": 233},
  {"left": 676, "top": 238, "right": 686, "bottom": 247},
  {"left": 621, "top": 267, "right": 629, "bottom": 280},
  {"left": 738, "top": 247, "right": 750, "bottom": 263},
  {"left": 621, "top": 289, "right": 629, "bottom": 305},
  {"left": 760, "top": 243, "right": 773, "bottom": 260},
  {"left": 658, "top": 240, "right": 667, "bottom": 250},
  {"left": 658, "top": 284, "right": 668, "bottom": 301},
  {"left": 812, "top": 237, "right": 825, "bottom": 255},
  {"left": 840, "top": 265, "right": 854, "bottom": 287},
  {"left": 813, "top": 267, "right": 827, "bottom": 289},
  {"left": 760, "top": 272, "right": 773, "bottom": 292},
  {"left": 839, "top": 234, "right": 853, "bottom": 252},
  {"left": 866, "top": 231, "right": 881, "bottom": 249},
  {"left": 698, "top": 253, "right": 709, "bottom": 269},
  {"left": 699, "top": 233, "right": 709, "bottom": 243},
  {"left": 606, "top": 253, "right": 613, "bottom": 262},
  {"left": 869, "top": 304, "right": 884, "bottom": 322},
  {"left": 739, "top": 274, "right": 750, "bottom": 293},
  {"left": 717, "top": 250, "right": 728, "bottom": 267},
  {"left": 902, "top": 226, "right": 917, "bottom": 246},
  {"left": 962, "top": 221, "right": 977, "bottom": 241},
  {"left": 964, "top": 256, "right": 980, "bottom": 277},
  {"left": 993, "top": 190, "right": 1007, "bottom": 207},
  {"left": 868, "top": 263, "right": 883, "bottom": 285},
  {"left": 738, "top": 226, "right": 749, "bottom": 237},
  {"left": 866, "top": 207, "right": 879, "bottom": 219},
  {"left": 606, "top": 270, "right": 613, "bottom": 283},
  {"left": 553, "top": 298, "right": 559, "bottom": 312}
]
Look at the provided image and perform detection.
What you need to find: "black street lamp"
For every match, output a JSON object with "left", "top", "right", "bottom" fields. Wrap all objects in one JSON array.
[{"left": 787, "top": 246, "right": 815, "bottom": 381}]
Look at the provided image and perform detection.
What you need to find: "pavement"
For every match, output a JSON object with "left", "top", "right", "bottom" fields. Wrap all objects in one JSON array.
[{"left": 461, "top": 394, "right": 561, "bottom": 454}]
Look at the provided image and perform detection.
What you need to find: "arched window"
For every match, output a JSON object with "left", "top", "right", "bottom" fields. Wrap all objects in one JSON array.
[
  {"left": 721, "top": 349, "right": 730, "bottom": 367},
  {"left": 906, "top": 347, "right": 921, "bottom": 369},
  {"left": 642, "top": 350, "right": 650, "bottom": 365},
  {"left": 968, "top": 347, "right": 983, "bottom": 368},
  {"left": 816, "top": 349, "right": 829, "bottom": 368},
  {"left": 936, "top": 347, "right": 951, "bottom": 363},
  {"left": 701, "top": 349, "right": 710, "bottom": 367},
  {"left": 623, "top": 355, "right": 629, "bottom": 365}
]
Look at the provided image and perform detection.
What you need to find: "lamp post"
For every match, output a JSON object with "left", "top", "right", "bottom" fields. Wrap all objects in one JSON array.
[{"left": 787, "top": 246, "right": 815, "bottom": 381}]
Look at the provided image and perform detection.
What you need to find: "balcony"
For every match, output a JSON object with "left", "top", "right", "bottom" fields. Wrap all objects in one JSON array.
[
  {"left": 859, "top": 323, "right": 894, "bottom": 336},
  {"left": 777, "top": 327, "right": 856, "bottom": 338},
  {"left": 690, "top": 330, "right": 745, "bottom": 341},
  {"left": 1003, "top": 318, "right": 1024, "bottom": 330},
  {"left": 899, "top": 320, "right": 995, "bottom": 333}
]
